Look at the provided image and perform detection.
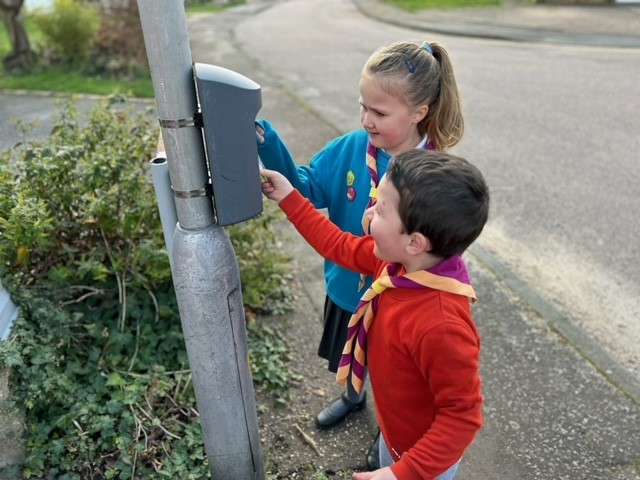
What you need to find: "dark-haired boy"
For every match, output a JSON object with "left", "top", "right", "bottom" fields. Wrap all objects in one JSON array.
[{"left": 261, "top": 150, "right": 490, "bottom": 480}]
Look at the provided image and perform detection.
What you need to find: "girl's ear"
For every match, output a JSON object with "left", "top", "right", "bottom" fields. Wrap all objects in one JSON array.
[
  {"left": 406, "top": 232, "right": 431, "bottom": 255},
  {"left": 413, "top": 104, "right": 429, "bottom": 124}
]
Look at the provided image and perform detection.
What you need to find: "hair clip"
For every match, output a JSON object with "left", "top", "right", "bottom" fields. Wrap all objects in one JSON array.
[
  {"left": 402, "top": 54, "right": 417, "bottom": 74},
  {"left": 421, "top": 42, "right": 433, "bottom": 55}
]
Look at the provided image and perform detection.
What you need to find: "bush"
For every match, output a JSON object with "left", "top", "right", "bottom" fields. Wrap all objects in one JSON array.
[
  {"left": 89, "top": 1, "right": 148, "bottom": 79},
  {"left": 30, "top": 0, "right": 100, "bottom": 67},
  {"left": 0, "top": 96, "right": 293, "bottom": 478}
]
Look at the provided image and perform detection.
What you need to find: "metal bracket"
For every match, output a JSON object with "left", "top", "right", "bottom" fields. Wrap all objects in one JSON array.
[
  {"left": 171, "top": 182, "right": 213, "bottom": 199},
  {"left": 159, "top": 112, "right": 203, "bottom": 129}
]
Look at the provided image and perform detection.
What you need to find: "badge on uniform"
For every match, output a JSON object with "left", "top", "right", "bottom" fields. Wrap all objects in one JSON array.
[{"left": 346, "top": 170, "right": 356, "bottom": 201}]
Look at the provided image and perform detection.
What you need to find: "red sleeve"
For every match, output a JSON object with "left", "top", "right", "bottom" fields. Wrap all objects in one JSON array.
[
  {"left": 392, "top": 319, "right": 483, "bottom": 479},
  {"left": 279, "top": 190, "right": 378, "bottom": 277}
]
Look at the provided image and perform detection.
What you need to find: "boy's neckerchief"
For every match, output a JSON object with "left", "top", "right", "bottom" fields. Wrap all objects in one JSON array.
[
  {"left": 337, "top": 255, "right": 476, "bottom": 394},
  {"left": 358, "top": 138, "right": 434, "bottom": 291}
]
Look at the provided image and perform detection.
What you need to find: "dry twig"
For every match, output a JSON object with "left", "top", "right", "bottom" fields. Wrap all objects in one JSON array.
[{"left": 294, "top": 423, "right": 322, "bottom": 456}]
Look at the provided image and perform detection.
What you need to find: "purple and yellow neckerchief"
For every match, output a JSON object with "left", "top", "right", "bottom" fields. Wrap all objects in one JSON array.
[
  {"left": 358, "top": 139, "right": 434, "bottom": 291},
  {"left": 336, "top": 255, "right": 476, "bottom": 395}
]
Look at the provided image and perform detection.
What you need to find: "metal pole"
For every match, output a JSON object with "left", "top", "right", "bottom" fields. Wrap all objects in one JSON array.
[
  {"left": 137, "top": 2, "right": 264, "bottom": 478},
  {"left": 150, "top": 156, "right": 177, "bottom": 272}
]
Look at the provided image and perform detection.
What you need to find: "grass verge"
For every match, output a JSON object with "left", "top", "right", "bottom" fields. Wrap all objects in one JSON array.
[
  {"left": 384, "top": 0, "right": 500, "bottom": 9},
  {"left": 0, "top": 68, "right": 154, "bottom": 97}
]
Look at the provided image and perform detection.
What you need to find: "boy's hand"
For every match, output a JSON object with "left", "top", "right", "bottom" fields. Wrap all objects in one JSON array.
[
  {"left": 353, "top": 467, "right": 397, "bottom": 480},
  {"left": 260, "top": 168, "right": 294, "bottom": 203}
]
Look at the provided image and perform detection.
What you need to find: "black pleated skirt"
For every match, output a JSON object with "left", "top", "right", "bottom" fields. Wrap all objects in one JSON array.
[{"left": 317, "top": 296, "right": 354, "bottom": 373}]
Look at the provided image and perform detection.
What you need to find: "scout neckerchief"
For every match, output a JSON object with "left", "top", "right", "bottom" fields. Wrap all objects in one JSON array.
[
  {"left": 358, "top": 138, "right": 434, "bottom": 291},
  {"left": 337, "top": 255, "right": 476, "bottom": 394}
]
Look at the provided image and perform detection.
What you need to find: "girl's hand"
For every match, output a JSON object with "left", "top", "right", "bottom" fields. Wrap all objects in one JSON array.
[
  {"left": 260, "top": 168, "right": 294, "bottom": 203},
  {"left": 256, "top": 123, "right": 265, "bottom": 144},
  {"left": 353, "top": 467, "right": 397, "bottom": 480}
]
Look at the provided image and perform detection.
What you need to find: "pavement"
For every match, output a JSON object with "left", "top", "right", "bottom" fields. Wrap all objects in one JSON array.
[{"left": 1, "top": 0, "right": 640, "bottom": 478}]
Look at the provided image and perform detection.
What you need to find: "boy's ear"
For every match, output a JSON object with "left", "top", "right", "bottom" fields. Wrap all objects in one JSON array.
[{"left": 406, "top": 232, "right": 431, "bottom": 255}]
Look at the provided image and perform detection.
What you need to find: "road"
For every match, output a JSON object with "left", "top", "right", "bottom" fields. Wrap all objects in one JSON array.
[{"left": 193, "top": 0, "right": 640, "bottom": 385}]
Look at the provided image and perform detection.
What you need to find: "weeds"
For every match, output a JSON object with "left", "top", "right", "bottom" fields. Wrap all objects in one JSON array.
[{"left": 0, "top": 96, "right": 294, "bottom": 478}]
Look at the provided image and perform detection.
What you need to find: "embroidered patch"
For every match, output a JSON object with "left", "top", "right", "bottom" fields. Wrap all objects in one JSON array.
[
  {"left": 346, "top": 170, "right": 355, "bottom": 187},
  {"left": 347, "top": 186, "right": 356, "bottom": 202}
]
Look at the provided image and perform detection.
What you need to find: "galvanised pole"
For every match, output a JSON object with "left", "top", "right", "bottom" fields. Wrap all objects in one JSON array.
[{"left": 136, "top": 1, "right": 264, "bottom": 478}]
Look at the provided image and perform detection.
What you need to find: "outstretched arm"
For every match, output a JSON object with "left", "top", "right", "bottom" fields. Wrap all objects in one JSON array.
[{"left": 260, "top": 168, "right": 378, "bottom": 277}]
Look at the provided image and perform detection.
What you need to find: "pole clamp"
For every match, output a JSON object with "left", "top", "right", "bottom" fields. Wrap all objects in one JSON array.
[
  {"left": 172, "top": 182, "right": 213, "bottom": 199},
  {"left": 159, "top": 112, "right": 203, "bottom": 129}
]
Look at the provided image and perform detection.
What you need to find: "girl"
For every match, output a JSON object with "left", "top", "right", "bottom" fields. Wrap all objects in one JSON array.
[{"left": 256, "top": 39, "right": 464, "bottom": 470}]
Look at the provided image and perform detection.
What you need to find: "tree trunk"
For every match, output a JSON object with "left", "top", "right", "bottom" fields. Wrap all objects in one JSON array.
[
  {"left": 93, "top": 0, "right": 148, "bottom": 72},
  {"left": 0, "top": 0, "right": 33, "bottom": 72}
]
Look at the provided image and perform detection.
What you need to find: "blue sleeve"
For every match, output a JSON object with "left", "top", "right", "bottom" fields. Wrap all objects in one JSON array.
[{"left": 256, "top": 119, "right": 328, "bottom": 209}]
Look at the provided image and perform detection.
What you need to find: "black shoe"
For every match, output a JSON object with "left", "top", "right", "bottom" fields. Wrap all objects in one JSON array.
[
  {"left": 366, "top": 430, "right": 381, "bottom": 470},
  {"left": 315, "top": 391, "right": 367, "bottom": 429}
]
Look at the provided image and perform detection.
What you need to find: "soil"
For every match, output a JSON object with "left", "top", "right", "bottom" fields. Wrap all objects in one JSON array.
[{"left": 255, "top": 222, "right": 379, "bottom": 480}]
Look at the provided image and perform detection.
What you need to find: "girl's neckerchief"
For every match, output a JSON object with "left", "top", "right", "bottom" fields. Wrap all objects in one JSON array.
[
  {"left": 337, "top": 256, "right": 476, "bottom": 394},
  {"left": 358, "top": 137, "right": 434, "bottom": 290}
]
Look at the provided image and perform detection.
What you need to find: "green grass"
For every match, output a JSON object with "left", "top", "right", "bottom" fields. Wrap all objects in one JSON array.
[
  {"left": 184, "top": 3, "right": 234, "bottom": 13},
  {"left": 384, "top": 0, "right": 500, "bottom": 9},
  {"left": 0, "top": 68, "right": 154, "bottom": 97}
]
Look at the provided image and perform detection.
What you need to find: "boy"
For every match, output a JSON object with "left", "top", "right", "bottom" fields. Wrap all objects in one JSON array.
[{"left": 260, "top": 150, "right": 490, "bottom": 480}]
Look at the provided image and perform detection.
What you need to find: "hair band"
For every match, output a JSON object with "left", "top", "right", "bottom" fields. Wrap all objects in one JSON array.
[{"left": 421, "top": 42, "right": 433, "bottom": 55}]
